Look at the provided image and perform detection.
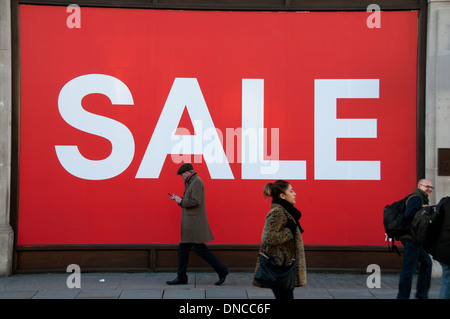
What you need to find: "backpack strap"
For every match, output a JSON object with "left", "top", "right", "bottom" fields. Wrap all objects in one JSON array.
[
  {"left": 389, "top": 239, "right": 401, "bottom": 257},
  {"left": 385, "top": 232, "right": 402, "bottom": 256}
]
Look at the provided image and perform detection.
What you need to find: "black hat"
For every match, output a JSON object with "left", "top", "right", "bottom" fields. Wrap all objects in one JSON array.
[{"left": 177, "top": 163, "right": 193, "bottom": 175}]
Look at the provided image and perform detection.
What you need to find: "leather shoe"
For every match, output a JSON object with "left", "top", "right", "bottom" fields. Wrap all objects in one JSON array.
[
  {"left": 166, "top": 277, "right": 188, "bottom": 285},
  {"left": 214, "top": 271, "right": 229, "bottom": 285}
]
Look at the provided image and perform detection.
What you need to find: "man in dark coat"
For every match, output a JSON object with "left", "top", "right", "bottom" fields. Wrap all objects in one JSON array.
[{"left": 167, "top": 163, "right": 228, "bottom": 285}]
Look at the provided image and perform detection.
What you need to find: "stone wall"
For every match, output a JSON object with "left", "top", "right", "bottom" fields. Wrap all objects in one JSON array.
[
  {"left": 0, "top": 0, "right": 14, "bottom": 277},
  {"left": 426, "top": 0, "right": 450, "bottom": 203}
]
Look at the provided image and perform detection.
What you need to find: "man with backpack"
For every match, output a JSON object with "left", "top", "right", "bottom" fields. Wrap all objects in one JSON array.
[{"left": 396, "top": 179, "right": 434, "bottom": 299}]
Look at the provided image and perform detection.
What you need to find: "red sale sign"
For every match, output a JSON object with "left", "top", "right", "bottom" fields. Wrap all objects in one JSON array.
[{"left": 18, "top": 5, "right": 418, "bottom": 246}]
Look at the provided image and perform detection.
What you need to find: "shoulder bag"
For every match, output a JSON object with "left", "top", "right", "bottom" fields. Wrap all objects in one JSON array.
[{"left": 254, "top": 224, "right": 297, "bottom": 290}]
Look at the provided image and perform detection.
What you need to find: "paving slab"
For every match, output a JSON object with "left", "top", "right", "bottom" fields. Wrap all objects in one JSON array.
[
  {"left": 32, "top": 289, "right": 80, "bottom": 299},
  {"left": 368, "top": 289, "right": 398, "bottom": 299},
  {"left": 0, "top": 271, "right": 443, "bottom": 299},
  {"left": 75, "top": 289, "right": 123, "bottom": 299},
  {"left": 328, "top": 289, "right": 377, "bottom": 299},
  {"left": 119, "top": 289, "right": 164, "bottom": 299},
  {"left": 0, "top": 291, "right": 37, "bottom": 299},
  {"left": 246, "top": 287, "right": 275, "bottom": 299},
  {"left": 205, "top": 287, "right": 248, "bottom": 299},
  {"left": 163, "top": 288, "right": 206, "bottom": 299},
  {"left": 294, "top": 288, "right": 333, "bottom": 299}
]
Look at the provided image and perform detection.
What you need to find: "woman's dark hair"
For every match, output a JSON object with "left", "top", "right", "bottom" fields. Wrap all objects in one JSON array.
[{"left": 263, "top": 180, "right": 290, "bottom": 199}]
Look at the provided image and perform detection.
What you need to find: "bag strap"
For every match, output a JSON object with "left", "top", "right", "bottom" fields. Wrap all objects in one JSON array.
[
  {"left": 285, "top": 212, "right": 297, "bottom": 262},
  {"left": 389, "top": 239, "right": 401, "bottom": 257}
]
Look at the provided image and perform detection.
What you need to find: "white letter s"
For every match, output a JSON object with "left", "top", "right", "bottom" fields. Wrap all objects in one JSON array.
[{"left": 56, "top": 74, "right": 134, "bottom": 180}]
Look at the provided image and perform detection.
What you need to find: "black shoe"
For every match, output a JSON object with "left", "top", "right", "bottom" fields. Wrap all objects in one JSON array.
[
  {"left": 166, "top": 277, "right": 188, "bottom": 285},
  {"left": 214, "top": 271, "right": 229, "bottom": 286}
]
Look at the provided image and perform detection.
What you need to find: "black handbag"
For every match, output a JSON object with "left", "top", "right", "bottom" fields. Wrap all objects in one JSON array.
[{"left": 254, "top": 249, "right": 297, "bottom": 290}]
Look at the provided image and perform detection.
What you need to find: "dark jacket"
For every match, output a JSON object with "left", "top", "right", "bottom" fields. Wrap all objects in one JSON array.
[
  {"left": 432, "top": 197, "right": 450, "bottom": 265},
  {"left": 400, "top": 188, "right": 429, "bottom": 240}
]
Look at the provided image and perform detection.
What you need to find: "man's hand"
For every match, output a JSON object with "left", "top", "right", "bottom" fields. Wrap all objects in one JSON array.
[{"left": 172, "top": 194, "right": 182, "bottom": 204}]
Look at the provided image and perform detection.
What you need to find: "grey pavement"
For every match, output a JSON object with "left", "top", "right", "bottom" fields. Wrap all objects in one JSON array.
[{"left": 0, "top": 271, "right": 443, "bottom": 299}]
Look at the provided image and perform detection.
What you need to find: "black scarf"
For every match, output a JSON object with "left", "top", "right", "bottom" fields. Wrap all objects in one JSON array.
[
  {"left": 184, "top": 172, "right": 197, "bottom": 190},
  {"left": 272, "top": 197, "right": 304, "bottom": 233}
]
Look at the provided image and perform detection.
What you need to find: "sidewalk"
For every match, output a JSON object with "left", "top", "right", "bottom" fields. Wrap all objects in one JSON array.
[{"left": 0, "top": 271, "right": 443, "bottom": 299}]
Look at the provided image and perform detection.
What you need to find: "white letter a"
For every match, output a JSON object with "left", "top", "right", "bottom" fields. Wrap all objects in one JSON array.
[{"left": 136, "top": 78, "right": 233, "bottom": 179}]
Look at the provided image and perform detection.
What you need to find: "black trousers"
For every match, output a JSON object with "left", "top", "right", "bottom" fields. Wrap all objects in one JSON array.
[{"left": 177, "top": 243, "right": 228, "bottom": 279}]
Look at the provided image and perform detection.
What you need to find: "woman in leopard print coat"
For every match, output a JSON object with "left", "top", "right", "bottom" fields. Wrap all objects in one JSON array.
[{"left": 253, "top": 180, "right": 307, "bottom": 299}]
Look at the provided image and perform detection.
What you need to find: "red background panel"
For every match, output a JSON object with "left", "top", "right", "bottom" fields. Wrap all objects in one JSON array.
[{"left": 18, "top": 6, "right": 418, "bottom": 245}]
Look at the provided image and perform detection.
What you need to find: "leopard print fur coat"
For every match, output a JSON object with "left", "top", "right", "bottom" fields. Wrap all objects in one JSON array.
[{"left": 253, "top": 203, "right": 307, "bottom": 287}]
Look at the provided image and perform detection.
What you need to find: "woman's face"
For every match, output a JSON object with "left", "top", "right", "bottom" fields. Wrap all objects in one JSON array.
[{"left": 280, "top": 184, "right": 296, "bottom": 204}]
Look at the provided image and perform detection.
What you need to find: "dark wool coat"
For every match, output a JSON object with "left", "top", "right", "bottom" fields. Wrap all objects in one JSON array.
[
  {"left": 253, "top": 203, "right": 307, "bottom": 287},
  {"left": 179, "top": 174, "right": 214, "bottom": 244}
]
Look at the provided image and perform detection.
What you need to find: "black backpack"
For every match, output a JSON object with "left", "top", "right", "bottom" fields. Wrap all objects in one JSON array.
[
  {"left": 383, "top": 194, "right": 412, "bottom": 255},
  {"left": 422, "top": 196, "right": 450, "bottom": 255},
  {"left": 410, "top": 205, "right": 437, "bottom": 250}
]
